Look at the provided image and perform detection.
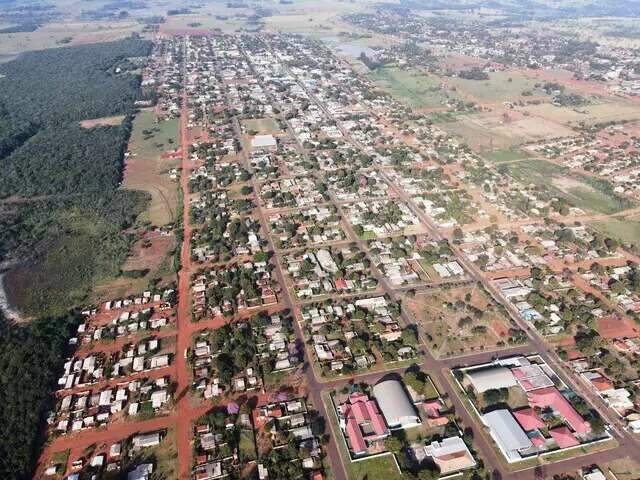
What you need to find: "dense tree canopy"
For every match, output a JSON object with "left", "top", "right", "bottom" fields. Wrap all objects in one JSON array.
[{"left": 0, "top": 312, "right": 78, "bottom": 479}]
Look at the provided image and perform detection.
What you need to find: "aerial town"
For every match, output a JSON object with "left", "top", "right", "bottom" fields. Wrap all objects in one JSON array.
[{"left": 3, "top": 1, "right": 640, "bottom": 480}]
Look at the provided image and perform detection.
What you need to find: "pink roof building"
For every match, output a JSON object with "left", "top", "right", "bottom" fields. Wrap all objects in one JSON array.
[
  {"left": 340, "top": 392, "right": 389, "bottom": 456},
  {"left": 513, "top": 408, "right": 544, "bottom": 431},
  {"left": 527, "top": 387, "right": 591, "bottom": 435},
  {"left": 549, "top": 426, "right": 580, "bottom": 448},
  {"left": 422, "top": 400, "right": 443, "bottom": 419}
]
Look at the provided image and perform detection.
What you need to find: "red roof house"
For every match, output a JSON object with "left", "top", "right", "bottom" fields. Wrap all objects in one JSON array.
[
  {"left": 527, "top": 387, "right": 591, "bottom": 435},
  {"left": 340, "top": 392, "right": 389, "bottom": 456},
  {"left": 513, "top": 408, "right": 544, "bottom": 431},
  {"left": 549, "top": 426, "right": 580, "bottom": 448}
]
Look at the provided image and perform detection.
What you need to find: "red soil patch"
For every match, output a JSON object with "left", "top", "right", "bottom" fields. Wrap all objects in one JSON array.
[
  {"left": 123, "top": 232, "right": 174, "bottom": 273},
  {"left": 597, "top": 315, "right": 640, "bottom": 339},
  {"left": 491, "top": 319, "right": 509, "bottom": 338}
]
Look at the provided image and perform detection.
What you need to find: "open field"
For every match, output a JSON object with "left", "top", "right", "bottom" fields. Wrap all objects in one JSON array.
[
  {"left": 590, "top": 218, "right": 640, "bottom": 248},
  {"left": 505, "top": 159, "right": 635, "bottom": 214},
  {"left": 403, "top": 285, "right": 522, "bottom": 358},
  {"left": 92, "top": 231, "right": 177, "bottom": 304},
  {"left": 368, "top": 67, "right": 458, "bottom": 109},
  {"left": 123, "top": 110, "right": 180, "bottom": 226},
  {"left": 448, "top": 70, "right": 544, "bottom": 102},
  {"left": 484, "top": 147, "right": 530, "bottom": 163},
  {"left": 604, "top": 457, "right": 640, "bottom": 480},
  {"left": 522, "top": 98, "right": 640, "bottom": 126},
  {"left": 241, "top": 117, "right": 281, "bottom": 135},
  {"left": 441, "top": 109, "right": 576, "bottom": 150},
  {"left": 160, "top": 13, "right": 250, "bottom": 34},
  {"left": 0, "top": 20, "right": 145, "bottom": 56},
  {"left": 79, "top": 115, "right": 125, "bottom": 129}
]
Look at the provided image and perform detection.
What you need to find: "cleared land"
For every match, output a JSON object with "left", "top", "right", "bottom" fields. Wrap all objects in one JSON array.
[
  {"left": 522, "top": 98, "right": 640, "bottom": 126},
  {"left": 403, "top": 285, "right": 520, "bottom": 358},
  {"left": 241, "top": 117, "right": 281, "bottom": 135},
  {"left": 441, "top": 109, "right": 575, "bottom": 150},
  {"left": 369, "top": 67, "right": 458, "bottom": 109},
  {"left": 590, "top": 218, "right": 640, "bottom": 248},
  {"left": 79, "top": 115, "right": 125, "bottom": 129},
  {"left": 505, "top": 159, "right": 636, "bottom": 214},
  {"left": 448, "top": 71, "right": 544, "bottom": 103},
  {"left": 123, "top": 110, "right": 180, "bottom": 226}
]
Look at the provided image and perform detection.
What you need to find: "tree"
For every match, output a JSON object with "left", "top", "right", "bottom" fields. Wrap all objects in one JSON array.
[{"left": 384, "top": 436, "right": 403, "bottom": 453}]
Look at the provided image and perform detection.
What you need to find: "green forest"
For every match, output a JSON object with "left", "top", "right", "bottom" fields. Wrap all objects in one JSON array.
[
  {"left": 0, "top": 38, "right": 153, "bottom": 478},
  {"left": 0, "top": 37, "right": 152, "bottom": 314},
  {"left": 0, "top": 312, "right": 78, "bottom": 479}
]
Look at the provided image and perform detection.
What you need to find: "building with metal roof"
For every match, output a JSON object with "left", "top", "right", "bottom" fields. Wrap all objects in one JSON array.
[
  {"left": 467, "top": 366, "right": 517, "bottom": 393},
  {"left": 372, "top": 379, "right": 421, "bottom": 430},
  {"left": 482, "top": 409, "right": 534, "bottom": 462}
]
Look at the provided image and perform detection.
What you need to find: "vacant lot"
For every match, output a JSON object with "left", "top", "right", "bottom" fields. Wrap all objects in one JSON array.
[
  {"left": 403, "top": 285, "right": 521, "bottom": 358},
  {"left": 484, "top": 147, "right": 530, "bottom": 163},
  {"left": 123, "top": 110, "right": 180, "bottom": 226},
  {"left": 590, "top": 218, "right": 640, "bottom": 249},
  {"left": 369, "top": 67, "right": 458, "bottom": 109},
  {"left": 241, "top": 118, "right": 281, "bottom": 135},
  {"left": 522, "top": 99, "right": 640, "bottom": 127},
  {"left": 448, "top": 71, "right": 543, "bottom": 103},
  {"left": 441, "top": 109, "right": 575, "bottom": 150},
  {"left": 505, "top": 159, "right": 635, "bottom": 214}
]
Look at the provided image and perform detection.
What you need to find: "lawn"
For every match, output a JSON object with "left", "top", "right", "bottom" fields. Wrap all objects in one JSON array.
[
  {"left": 239, "top": 429, "right": 257, "bottom": 461},
  {"left": 369, "top": 67, "right": 457, "bottom": 109},
  {"left": 359, "top": 230, "right": 377, "bottom": 240},
  {"left": 505, "top": 159, "right": 635, "bottom": 214},
  {"left": 347, "top": 455, "right": 403, "bottom": 480}
]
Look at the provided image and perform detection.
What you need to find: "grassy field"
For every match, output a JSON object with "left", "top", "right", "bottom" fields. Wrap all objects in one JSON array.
[
  {"left": 369, "top": 68, "right": 457, "bottom": 108},
  {"left": 440, "top": 109, "right": 575, "bottom": 150},
  {"left": 448, "top": 71, "right": 542, "bottom": 102},
  {"left": 523, "top": 98, "right": 640, "bottom": 127},
  {"left": 590, "top": 218, "right": 640, "bottom": 247},
  {"left": 124, "top": 110, "right": 180, "bottom": 226},
  {"left": 0, "top": 20, "right": 145, "bottom": 56},
  {"left": 505, "top": 159, "right": 635, "bottom": 214},
  {"left": 241, "top": 118, "right": 281, "bottom": 135},
  {"left": 369, "top": 67, "right": 457, "bottom": 109},
  {"left": 322, "top": 393, "right": 402, "bottom": 480},
  {"left": 484, "top": 147, "right": 530, "bottom": 163},
  {"left": 604, "top": 457, "right": 640, "bottom": 480}
]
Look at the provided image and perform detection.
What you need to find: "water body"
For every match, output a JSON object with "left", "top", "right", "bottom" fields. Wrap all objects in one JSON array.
[{"left": 0, "top": 270, "right": 22, "bottom": 322}]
